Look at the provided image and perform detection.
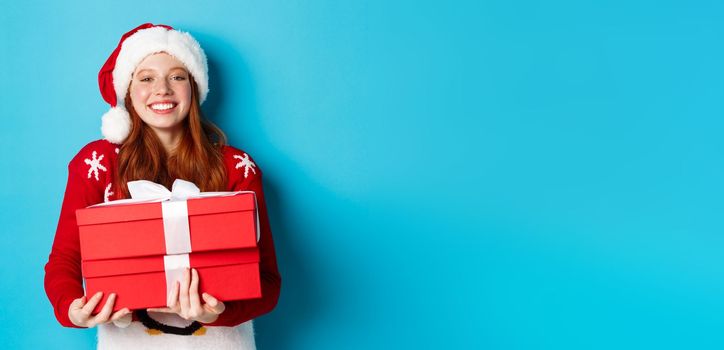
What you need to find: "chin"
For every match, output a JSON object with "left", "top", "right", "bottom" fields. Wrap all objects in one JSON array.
[
  {"left": 141, "top": 116, "right": 179, "bottom": 126},
  {"left": 150, "top": 123, "right": 183, "bottom": 131}
]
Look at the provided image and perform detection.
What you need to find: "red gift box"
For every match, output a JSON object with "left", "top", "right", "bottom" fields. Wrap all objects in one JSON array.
[{"left": 76, "top": 191, "right": 262, "bottom": 314}]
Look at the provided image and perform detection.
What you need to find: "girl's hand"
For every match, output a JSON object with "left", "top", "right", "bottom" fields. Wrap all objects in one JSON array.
[
  {"left": 68, "top": 292, "right": 131, "bottom": 328},
  {"left": 147, "top": 268, "right": 225, "bottom": 324}
]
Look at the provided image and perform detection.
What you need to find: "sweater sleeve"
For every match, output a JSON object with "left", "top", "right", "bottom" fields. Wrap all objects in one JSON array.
[
  {"left": 202, "top": 166, "right": 282, "bottom": 327},
  {"left": 44, "top": 152, "right": 104, "bottom": 328}
]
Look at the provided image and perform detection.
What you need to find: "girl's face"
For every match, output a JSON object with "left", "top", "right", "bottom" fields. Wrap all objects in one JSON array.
[{"left": 129, "top": 52, "right": 192, "bottom": 135}]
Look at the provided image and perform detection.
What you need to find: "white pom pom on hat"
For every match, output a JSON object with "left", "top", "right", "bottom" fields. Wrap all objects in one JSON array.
[
  {"left": 100, "top": 107, "right": 132, "bottom": 144},
  {"left": 97, "top": 23, "right": 209, "bottom": 144}
]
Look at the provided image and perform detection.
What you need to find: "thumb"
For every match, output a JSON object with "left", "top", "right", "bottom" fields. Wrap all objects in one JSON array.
[
  {"left": 70, "top": 296, "right": 87, "bottom": 309},
  {"left": 202, "top": 293, "right": 225, "bottom": 314},
  {"left": 112, "top": 312, "right": 132, "bottom": 328}
]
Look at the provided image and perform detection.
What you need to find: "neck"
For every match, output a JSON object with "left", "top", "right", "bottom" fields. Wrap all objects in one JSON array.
[{"left": 152, "top": 127, "right": 183, "bottom": 154}]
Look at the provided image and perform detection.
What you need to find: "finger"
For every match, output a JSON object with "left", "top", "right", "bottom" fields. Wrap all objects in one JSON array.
[
  {"left": 92, "top": 293, "right": 116, "bottom": 324},
  {"left": 110, "top": 308, "right": 130, "bottom": 322},
  {"left": 179, "top": 268, "right": 191, "bottom": 317},
  {"left": 189, "top": 268, "right": 202, "bottom": 315},
  {"left": 202, "top": 293, "right": 226, "bottom": 314},
  {"left": 80, "top": 292, "right": 104, "bottom": 317},
  {"left": 167, "top": 279, "right": 180, "bottom": 308}
]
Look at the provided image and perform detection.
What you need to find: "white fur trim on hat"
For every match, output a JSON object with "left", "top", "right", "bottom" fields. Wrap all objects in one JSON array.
[{"left": 101, "top": 106, "right": 131, "bottom": 144}]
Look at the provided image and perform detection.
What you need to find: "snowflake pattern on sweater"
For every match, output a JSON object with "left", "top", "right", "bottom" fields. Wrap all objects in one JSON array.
[
  {"left": 233, "top": 153, "right": 257, "bottom": 178},
  {"left": 104, "top": 183, "right": 114, "bottom": 203},
  {"left": 44, "top": 139, "right": 281, "bottom": 349},
  {"left": 84, "top": 151, "right": 107, "bottom": 181}
]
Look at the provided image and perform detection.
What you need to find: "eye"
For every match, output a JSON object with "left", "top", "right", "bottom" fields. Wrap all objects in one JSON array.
[
  {"left": 139, "top": 77, "right": 152, "bottom": 82},
  {"left": 172, "top": 75, "right": 187, "bottom": 81}
]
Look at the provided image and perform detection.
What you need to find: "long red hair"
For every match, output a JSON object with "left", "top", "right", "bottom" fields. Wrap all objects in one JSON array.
[{"left": 114, "top": 75, "right": 228, "bottom": 198}]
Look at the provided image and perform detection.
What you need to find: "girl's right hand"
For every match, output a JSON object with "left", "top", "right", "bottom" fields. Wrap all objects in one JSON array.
[{"left": 68, "top": 292, "right": 131, "bottom": 328}]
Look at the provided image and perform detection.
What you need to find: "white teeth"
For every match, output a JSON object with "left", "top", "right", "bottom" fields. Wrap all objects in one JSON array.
[{"left": 150, "top": 103, "right": 175, "bottom": 110}]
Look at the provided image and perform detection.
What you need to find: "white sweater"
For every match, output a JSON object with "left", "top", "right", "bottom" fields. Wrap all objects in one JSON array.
[{"left": 97, "top": 312, "right": 256, "bottom": 350}]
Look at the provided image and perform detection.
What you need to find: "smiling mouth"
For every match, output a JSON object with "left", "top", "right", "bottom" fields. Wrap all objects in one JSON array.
[{"left": 149, "top": 102, "right": 177, "bottom": 114}]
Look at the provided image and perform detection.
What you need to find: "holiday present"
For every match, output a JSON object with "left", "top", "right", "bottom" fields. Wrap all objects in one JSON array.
[{"left": 75, "top": 180, "right": 262, "bottom": 314}]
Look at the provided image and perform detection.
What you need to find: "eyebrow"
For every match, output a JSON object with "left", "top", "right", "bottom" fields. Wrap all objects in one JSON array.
[{"left": 135, "top": 67, "right": 188, "bottom": 75}]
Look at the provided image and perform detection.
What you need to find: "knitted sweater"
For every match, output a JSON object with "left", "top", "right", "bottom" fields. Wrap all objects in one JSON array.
[{"left": 44, "top": 139, "right": 281, "bottom": 348}]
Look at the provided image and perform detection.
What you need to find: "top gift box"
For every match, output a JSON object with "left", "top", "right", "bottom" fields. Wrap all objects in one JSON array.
[{"left": 76, "top": 192, "right": 259, "bottom": 260}]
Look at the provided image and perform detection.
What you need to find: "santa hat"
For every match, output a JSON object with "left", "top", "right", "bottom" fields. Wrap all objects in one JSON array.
[{"left": 98, "top": 23, "right": 209, "bottom": 144}]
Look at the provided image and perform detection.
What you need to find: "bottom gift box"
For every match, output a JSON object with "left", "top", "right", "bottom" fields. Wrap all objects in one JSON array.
[{"left": 82, "top": 249, "right": 262, "bottom": 314}]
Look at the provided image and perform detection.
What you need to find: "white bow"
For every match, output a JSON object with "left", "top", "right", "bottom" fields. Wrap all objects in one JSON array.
[
  {"left": 91, "top": 179, "right": 243, "bottom": 207},
  {"left": 128, "top": 179, "right": 201, "bottom": 201}
]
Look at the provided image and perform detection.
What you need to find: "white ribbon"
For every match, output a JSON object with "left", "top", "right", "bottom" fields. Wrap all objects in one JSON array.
[
  {"left": 163, "top": 254, "right": 190, "bottom": 305},
  {"left": 161, "top": 200, "right": 192, "bottom": 255},
  {"left": 90, "top": 179, "right": 261, "bottom": 303}
]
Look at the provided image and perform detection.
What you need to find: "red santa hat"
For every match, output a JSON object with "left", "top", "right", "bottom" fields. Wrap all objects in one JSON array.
[{"left": 98, "top": 23, "right": 209, "bottom": 144}]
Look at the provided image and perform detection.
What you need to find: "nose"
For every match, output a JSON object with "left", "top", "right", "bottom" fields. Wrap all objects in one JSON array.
[{"left": 153, "top": 78, "right": 173, "bottom": 95}]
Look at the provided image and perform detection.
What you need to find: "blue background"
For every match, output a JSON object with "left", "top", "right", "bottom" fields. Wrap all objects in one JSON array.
[{"left": 1, "top": 0, "right": 723, "bottom": 348}]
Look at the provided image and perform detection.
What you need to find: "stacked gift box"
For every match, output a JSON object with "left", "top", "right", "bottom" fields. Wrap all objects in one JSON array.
[{"left": 75, "top": 182, "right": 262, "bottom": 314}]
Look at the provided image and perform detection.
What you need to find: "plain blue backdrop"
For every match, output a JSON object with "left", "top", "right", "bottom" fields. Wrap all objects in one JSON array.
[{"left": 1, "top": 0, "right": 723, "bottom": 348}]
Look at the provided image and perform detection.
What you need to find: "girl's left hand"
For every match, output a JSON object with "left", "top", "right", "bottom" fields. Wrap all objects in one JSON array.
[{"left": 147, "top": 268, "right": 226, "bottom": 324}]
